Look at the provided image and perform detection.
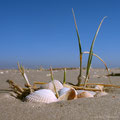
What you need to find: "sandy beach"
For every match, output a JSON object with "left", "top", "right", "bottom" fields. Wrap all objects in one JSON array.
[{"left": 0, "top": 68, "right": 120, "bottom": 120}]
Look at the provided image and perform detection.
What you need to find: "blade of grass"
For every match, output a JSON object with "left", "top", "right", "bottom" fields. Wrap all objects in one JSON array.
[
  {"left": 84, "top": 16, "right": 107, "bottom": 87},
  {"left": 63, "top": 68, "right": 66, "bottom": 84},
  {"left": 72, "top": 8, "right": 82, "bottom": 86},
  {"left": 50, "top": 67, "right": 59, "bottom": 98},
  {"left": 83, "top": 51, "right": 111, "bottom": 84},
  {"left": 83, "top": 51, "right": 109, "bottom": 72},
  {"left": 50, "top": 66, "right": 54, "bottom": 81}
]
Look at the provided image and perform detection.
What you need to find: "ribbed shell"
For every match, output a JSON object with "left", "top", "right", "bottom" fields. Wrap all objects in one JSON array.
[
  {"left": 25, "top": 89, "right": 58, "bottom": 103},
  {"left": 40, "top": 80, "right": 63, "bottom": 93},
  {"left": 77, "top": 91, "right": 94, "bottom": 98}
]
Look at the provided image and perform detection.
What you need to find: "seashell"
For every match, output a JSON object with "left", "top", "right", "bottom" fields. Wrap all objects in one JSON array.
[
  {"left": 94, "top": 91, "right": 108, "bottom": 97},
  {"left": 76, "top": 90, "right": 96, "bottom": 96},
  {"left": 40, "top": 80, "right": 63, "bottom": 93},
  {"left": 77, "top": 91, "right": 94, "bottom": 98},
  {"left": 58, "top": 87, "right": 70, "bottom": 96},
  {"left": 0, "top": 71, "right": 4, "bottom": 74},
  {"left": 25, "top": 89, "right": 58, "bottom": 103},
  {"left": 95, "top": 85, "right": 104, "bottom": 91},
  {"left": 58, "top": 87, "right": 77, "bottom": 100}
]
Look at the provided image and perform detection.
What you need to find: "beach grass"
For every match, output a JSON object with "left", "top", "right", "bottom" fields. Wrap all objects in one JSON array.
[
  {"left": 84, "top": 16, "right": 107, "bottom": 87},
  {"left": 72, "top": 8, "right": 82, "bottom": 86},
  {"left": 63, "top": 68, "right": 66, "bottom": 84},
  {"left": 50, "top": 67, "right": 59, "bottom": 98},
  {"left": 72, "top": 8, "right": 108, "bottom": 87}
]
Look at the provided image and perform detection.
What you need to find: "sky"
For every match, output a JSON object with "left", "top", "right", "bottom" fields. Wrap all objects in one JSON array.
[{"left": 0, "top": 0, "right": 120, "bottom": 69}]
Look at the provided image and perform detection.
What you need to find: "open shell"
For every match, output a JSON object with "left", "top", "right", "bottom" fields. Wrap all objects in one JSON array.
[
  {"left": 58, "top": 87, "right": 70, "bottom": 96},
  {"left": 77, "top": 91, "right": 94, "bottom": 98},
  {"left": 58, "top": 87, "right": 77, "bottom": 100},
  {"left": 25, "top": 89, "right": 58, "bottom": 103},
  {"left": 40, "top": 80, "right": 63, "bottom": 93}
]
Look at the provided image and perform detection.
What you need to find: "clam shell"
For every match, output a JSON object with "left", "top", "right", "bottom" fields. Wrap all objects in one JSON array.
[
  {"left": 77, "top": 91, "right": 94, "bottom": 98},
  {"left": 94, "top": 91, "right": 108, "bottom": 97},
  {"left": 76, "top": 90, "right": 96, "bottom": 96},
  {"left": 25, "top": 89, "right": 58, "bottom": 103},
  {"left": 58, "top": 87, "right": 77, "bottom": 100},
  {"left": 40, "top": 80, "right": 63, "bottom": 93},
  {"left": 58, "top": 87, "right": 70, "bottom": 96}
]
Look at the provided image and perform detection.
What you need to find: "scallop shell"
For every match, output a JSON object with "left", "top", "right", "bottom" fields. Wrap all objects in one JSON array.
[
  {"left": 40, "top": 80, "right": 63, "bottom": 93},
  {"left": 58, "top": 87, "right": 77, "bottom": 100},
  {"left": 94, "top": 91, "right": 108, "bottom": 97},
  {"left": 25, "top": 89, "right": 58, "bottom": 103},
  {"left": 77, "top": 91, "right": 94, "bottom": 98}
]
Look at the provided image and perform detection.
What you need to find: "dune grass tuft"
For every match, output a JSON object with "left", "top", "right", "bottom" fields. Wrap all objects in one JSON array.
[
  {"left": 84, "top": 16, "right": 107, "bottom": 87},
  {"left": 72, "top": 8, "right": 108, "bottom": 87}
]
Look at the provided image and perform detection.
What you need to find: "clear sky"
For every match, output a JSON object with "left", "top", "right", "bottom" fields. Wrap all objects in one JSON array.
[{"left": 0, "top": 0, "right": 120, "bottom": 69}]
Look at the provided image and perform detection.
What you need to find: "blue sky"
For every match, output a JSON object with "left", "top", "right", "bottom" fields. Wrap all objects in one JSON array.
[{"left": 0, "top": 0, "right": 120, "bottom": 69}]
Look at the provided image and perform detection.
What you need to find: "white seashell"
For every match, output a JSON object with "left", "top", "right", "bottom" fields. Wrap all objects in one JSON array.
[
  {"left": 77, "top": 91, "right": 94, "bottom": 98},
  {"left": 76, "top": 90, "right": 96, "bottom": 96},
  {"left": 40, "top": 80, "right": 63, "bottom": 93},
  {"left": 94, "top": 91, "right": 108, "bottom": 97},
  {"left": 58, "top": 87, "right": 70, "bottom": 96},
  {"left": 95, "top": 85, "right": 104, "bottom": 91},
  {"left": 76, "top": 90, "right": 85, "bottom": 94},
  {"left": 25, "top": 89, "right": 58, "bottom": 103},
  {"left": 58, "top": 87, "right": 77, "bottom": 100},
  {"left": 0, "top": 72, "right": 4, "bottom": 74}
]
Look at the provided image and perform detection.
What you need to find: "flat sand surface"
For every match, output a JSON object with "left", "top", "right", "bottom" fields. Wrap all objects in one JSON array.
[{"left": 0, "top": 68, "right": 120, "bottom": 120}]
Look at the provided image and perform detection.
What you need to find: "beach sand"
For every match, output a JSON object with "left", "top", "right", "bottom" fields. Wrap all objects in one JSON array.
[{"left": 0, "top": 68, "right": 120, "bottom": 120}]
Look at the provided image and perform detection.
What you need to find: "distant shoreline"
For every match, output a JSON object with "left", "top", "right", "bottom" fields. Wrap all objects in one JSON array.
[{"left": 0, "top": 67, "right": 120, "bottom": 71}]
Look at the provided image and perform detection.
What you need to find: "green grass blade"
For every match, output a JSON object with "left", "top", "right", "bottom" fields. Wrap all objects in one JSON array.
[
  {"left": 84, "top": 16, "right": 107, "bottom": 87},
  {"left": 63, "top": 68, "right": 66, "bottom": 84},
  {"left": 72, "top": 8, "right": 82, "bottom": 54},
  {"left": 83, "top": 51, "right": 109, "bottom": 72},
  {"left": 83, "top": 51, "right": 111, "bottom": 84},
  {"left": 72, "top": 8, "right": 83, "bottom": 86}
]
